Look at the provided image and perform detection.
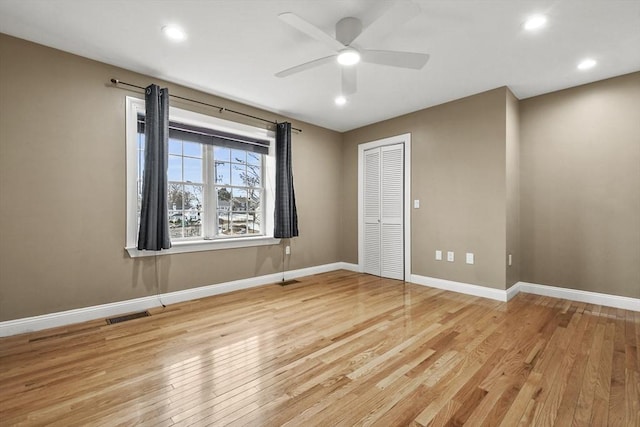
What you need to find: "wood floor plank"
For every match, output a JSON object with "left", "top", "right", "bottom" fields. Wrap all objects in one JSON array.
[
  {"left": 0, "top": 270, "right": 638, "bottom": 426},
  {"left": 498, "top": 372, "right": 542, "bottom": 427},
  {"left": 591, "top": 310, "right": 617, "bottom": 425},
  {"left": 531, "top": 310, "right": 590, "bottom": 425},
  {"left": 552, "top": 308, "right": 599, "bottom": 425},
  {"left": 573, "top": 320, "right": 606, "bottom": 425},
  {"left": 626, "top": 369, "right": 640, "bottom": 427},
  {"left": 608, "top": 315, "right": 629, "bottom": 426}
]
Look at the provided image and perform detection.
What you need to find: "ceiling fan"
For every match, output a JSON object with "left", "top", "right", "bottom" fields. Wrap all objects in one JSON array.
[{"left": 275, "top": 2, "right": 430, "bottom": 101}]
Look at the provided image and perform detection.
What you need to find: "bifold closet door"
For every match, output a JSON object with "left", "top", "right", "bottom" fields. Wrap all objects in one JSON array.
[{"left": 363, "top": 144, "right": 404, "bottom": 280}]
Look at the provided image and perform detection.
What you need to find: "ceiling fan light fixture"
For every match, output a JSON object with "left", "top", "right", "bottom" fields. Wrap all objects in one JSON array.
[
  {"left": 524, "top": 14, "right": 547, "bottom": 31},
  {"left": 334, "top": 95, "right": 347, "bottom": 106},
  {"left": 577, "top": 58, "right": 597, "bottom": 70},
  {"left": 337, "top": 49, "right": 360, "bottom": 66},
  {"left": 162, "top": 25, "right": 187, "bottom": 41}
]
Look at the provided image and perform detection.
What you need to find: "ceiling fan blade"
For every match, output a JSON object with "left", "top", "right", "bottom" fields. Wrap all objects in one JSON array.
[
  {"left": 342, "top": 66, "right": 357, "bottom": 95},
  {"left": 353, "top": 1, "right": 421, "bottom": 45},
  {"left": 279, "top": 12, "right": 346, "bottom": 52},
  {"left": 275, "top": 55, "right": 337, "bottom": 78},
  {"left": 360, "top": 49, "right": 430, "bottom": 70}
]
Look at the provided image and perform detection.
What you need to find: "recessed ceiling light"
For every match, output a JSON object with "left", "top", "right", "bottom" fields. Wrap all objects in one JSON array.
[
  {"left": 524, "top": 14, "right": 547, "bottom": 31},
  {"left": 577, "top": 58, "right": 597, "bottom": 70},
  {"left": 337, "top": 49, "right": 360, "bottom": 66},
  {"left": 334, "top": 95, "right": 347, "bottom": 106},
  {"left": 162, "top": 25, "right": 187, "bottom": 41}
]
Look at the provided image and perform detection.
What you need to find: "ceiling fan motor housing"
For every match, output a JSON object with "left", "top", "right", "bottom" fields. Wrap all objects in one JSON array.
[{"left": 336, "top": 17, "right": 362, "bottom": 45}]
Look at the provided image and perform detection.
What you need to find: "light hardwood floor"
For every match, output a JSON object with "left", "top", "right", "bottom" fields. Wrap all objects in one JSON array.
[{"left": 1, "top": 270, "right": 638, "bottom": 426}]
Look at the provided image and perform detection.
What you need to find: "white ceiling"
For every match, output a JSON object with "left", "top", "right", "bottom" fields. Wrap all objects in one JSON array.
[{"left": 1, "top": 0, "right": 639, "bottom": 132}]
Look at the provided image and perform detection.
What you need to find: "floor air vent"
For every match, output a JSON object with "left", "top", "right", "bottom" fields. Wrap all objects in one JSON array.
[
  {"left": 280, "top": 279, "right": 300, "bottom": 286},
  {"left": 106, "top": 311, "right": 150, "bottom": 325}
]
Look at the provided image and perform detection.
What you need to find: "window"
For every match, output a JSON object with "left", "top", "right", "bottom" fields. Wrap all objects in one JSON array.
[{"left": 126, "top": 97, "right": 278, "bottom": 257}]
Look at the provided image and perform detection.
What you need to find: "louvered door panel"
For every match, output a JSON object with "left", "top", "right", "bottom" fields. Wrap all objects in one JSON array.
[
  {"left": 363, "top": 149, "right": 381, "bottom": 276},
  {"left": 380, "top": 144, "right": 404, "bottom": 280},
  {"left": 364, "top": 150, "right": 380, "bottom": 219},
  {"left": 381, "top": 223, "right": 404, "bottom": 279},
  {"left": 381, "top": 146, "right": 403, "bottom": 220},
  {"left": 364, "top": 223, "right": 381, "bottom": 275}
]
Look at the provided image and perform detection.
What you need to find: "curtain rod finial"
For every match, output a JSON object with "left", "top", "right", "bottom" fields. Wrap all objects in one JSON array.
[{"left": 110, "top": 78, "right": 119, "bottom": 84}]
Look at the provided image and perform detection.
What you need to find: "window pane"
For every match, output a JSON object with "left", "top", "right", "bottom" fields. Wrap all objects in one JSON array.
[
  {"left": 232, "top": 214, "right": 247, "bottom": 235},
  {"left": 214, "top": 147, "right": 230, "bottom": 162},
  {"left": 168, "top": 155, "right": 183, "bottom": 182},
  {"left": 246, "top": 164, "right": 261, "bottom": 187},
  {"left": 216, "top": 186, "right": 232, "bottom": 235},
  {"left": 183, "top": 157, "right": 202, "bottom": 183},
  {"left": 168, "top": 183, "right": 184, "bottom": 210},
  {"left": 167, "top": 183, "right": 184, "bottom": 239},
  {"left": 138, "top": 153, "right": 145, "bottom": 181},
  {"left": 169, "top": 139, "right": 182, "bottom": 155},
  {"left": 232, "top": 163, "right": 245, "bottom": 186},
  {"left": 247, "top": 211, "right": 261, "bottom": 234},
  {"left": 169, "top": 218, "right": 183, "bottom": 239},
  {"left": 169, "top": 211, "right": 183, "bottom": 225},
  {"left": 137, "top": 180, "right": 143, "bottom": 216},
  {"left": 215, "top": 161, "right": 231, "bottom": 185},
  {"left": 217, "top": 187, "right": 231, "bottom": 212},
  {"left": 137, "top": 134, "right": 146, "bottom": 181},
  {"left": 218, "top": 210, "right": 231, "bottom": 235},
  {"left": 184, "top": 184, "right": 202, "bottom": 210},
  {"left": 247, "top": 187, "right": 261, "bottom": 235},
  {"left": 231, "top": 149, "right": 246, "bottom": 164},
  {"left": 247, "top": 188, "right": 260, "bottom": 211},
  {"left": 183, "top": 142, "right": 202, "bottom": 158},
  {"left": 232, "top": 188, "right": 247, "bottom": 212},
  {"left": 247, "top": 152, "right": 260, "bottom": 166},
  {"left": 184, "top": 184, "right": 201, "bottom": 238}
]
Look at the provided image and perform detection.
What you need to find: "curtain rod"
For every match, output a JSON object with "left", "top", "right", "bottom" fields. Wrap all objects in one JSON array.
[{"left": 110, "top": 78, "right": 302, "bottom": 133}]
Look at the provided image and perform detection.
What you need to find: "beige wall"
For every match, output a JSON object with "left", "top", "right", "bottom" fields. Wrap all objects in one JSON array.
[
  {"left": 520, "top": 72, "right": 640, "bottom": 298},
  {"left": 505, "top": 89, "right": 520, "bottom": 287},
  {"left": 342, "top": 88, "right": 510, "bottom": 290},
  {"left": 0, "top": 34, "right": 343, "bottom": 321}
]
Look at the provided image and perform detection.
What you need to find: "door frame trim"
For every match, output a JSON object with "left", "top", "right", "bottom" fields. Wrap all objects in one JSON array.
[{"left": 357, "top": 133, "right": 411, "bottom": 281}]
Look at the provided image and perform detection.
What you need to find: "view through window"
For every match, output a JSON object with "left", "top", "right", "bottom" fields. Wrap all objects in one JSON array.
[{"left": 137, "top": 119, "right": 265, "bottom": 241}]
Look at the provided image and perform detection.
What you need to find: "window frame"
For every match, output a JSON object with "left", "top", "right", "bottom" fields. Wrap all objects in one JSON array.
[{"left": 125, "top": 97, "right": 279, "bottom": 257}]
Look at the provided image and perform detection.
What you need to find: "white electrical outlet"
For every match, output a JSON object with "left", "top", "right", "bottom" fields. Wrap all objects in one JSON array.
[
  {"left": 508, "top": 254, "right": 512, "bottom": 266},
  {"left": 447, "top": 251, "right": 454, "bottom": 262},
  {"left": 435, "top": 250, "right": 442, "bottom": 261},
  {"left": 285, "top": 245, "right": 291, "bottom": 255},
  {"left": 414, "top": 199, "right": 420, "bottom": 209},
  {"left": 466, "top": 253, "right": 474, "bottom": 265}
]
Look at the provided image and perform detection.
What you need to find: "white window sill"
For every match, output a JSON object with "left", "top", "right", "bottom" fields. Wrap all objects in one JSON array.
[{"left": 126, "top": 236, "right": 281, "bottom": 258}]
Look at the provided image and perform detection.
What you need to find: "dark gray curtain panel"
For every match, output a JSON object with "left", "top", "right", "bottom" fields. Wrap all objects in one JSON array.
[
  {"left": 137, "top": 84, "right": 171, "bottom": 250},
  {"left": 274, "top": 122, "right": 299, "bottom": 238}
]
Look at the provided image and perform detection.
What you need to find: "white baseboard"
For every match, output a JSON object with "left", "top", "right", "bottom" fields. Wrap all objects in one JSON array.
[
  {"left": 0, "top": 262, "right": 356, "bottom": 338},
  {"left": 410, "top": 274, "right": 509, "bottom": 302},
  {"left": 513, "top": 281, "right": 640, "bottom": 312},
  {"left": 336, "top": 262, "right": 360, "bottom": 272},
  {"left": 505, "top": 282, "right": 521, "bottom": 301},
  {"left": 409, "top": 275, "right": 639, "bottom": 312},
  {"left": 0, "top": 296, "right": 163, "bottom": 339}
]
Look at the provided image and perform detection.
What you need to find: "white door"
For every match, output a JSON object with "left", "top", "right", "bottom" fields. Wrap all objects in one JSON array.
[{"left": 363, "top": 143, "right": 404, "bottom": 280}]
